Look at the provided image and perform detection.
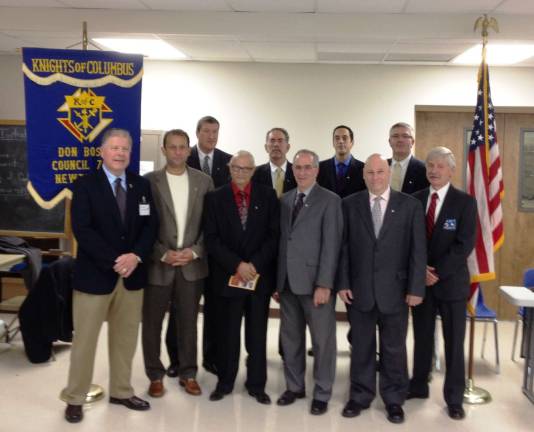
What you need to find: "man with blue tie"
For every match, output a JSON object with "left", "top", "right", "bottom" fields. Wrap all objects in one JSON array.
[{"left": 62, "top": 128, "right": 158, "bottom": 423}]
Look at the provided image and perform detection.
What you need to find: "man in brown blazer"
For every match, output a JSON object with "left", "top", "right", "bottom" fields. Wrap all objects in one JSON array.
[{"left": 142, "top": 129, "right": 214, "bottom": 398}]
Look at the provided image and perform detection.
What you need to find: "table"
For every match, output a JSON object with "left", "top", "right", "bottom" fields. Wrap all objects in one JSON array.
[
  {"left": 0, "top": 254, "right": 25, "bottom": 272},
  {"left": 500, "top": 285, "right": 534, "bottom": 403}
]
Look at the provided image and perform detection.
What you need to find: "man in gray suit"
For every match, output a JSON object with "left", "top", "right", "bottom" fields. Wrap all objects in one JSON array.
[
  {"left": 338, "top": 154, "right": 426, "bottom": 424},
  {"left": 142, "top": 129, "right": 214, "bottom": 398},
  {"left": 275, "top": 149, "right": 343, "bottom": 415}
]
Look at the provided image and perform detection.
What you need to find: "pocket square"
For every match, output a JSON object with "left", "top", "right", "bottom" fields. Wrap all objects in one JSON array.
[{"left": 443, "top": 219, "right": 457, "bottom": 230}]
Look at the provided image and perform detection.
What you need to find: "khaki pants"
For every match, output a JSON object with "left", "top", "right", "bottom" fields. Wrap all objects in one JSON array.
[{"left": 62, "top": 279, "right": 143, "bottom": 405}]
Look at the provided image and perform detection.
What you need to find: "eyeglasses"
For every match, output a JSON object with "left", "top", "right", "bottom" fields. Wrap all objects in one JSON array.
[{"left": 230, "top": 165, "right": 254, "bottom": 173}]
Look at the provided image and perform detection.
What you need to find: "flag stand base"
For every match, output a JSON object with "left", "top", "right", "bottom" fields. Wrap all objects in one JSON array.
[
  {"left": 463, "top": 378, "right": 492, "bottom": 404},
  {"left": 60, "top": 384, "right": 104, "bottom": 404}
]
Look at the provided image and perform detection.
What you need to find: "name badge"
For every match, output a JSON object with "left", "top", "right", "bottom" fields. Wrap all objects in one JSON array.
[
  {"left": 443, "top": 219, "right": 457, "bottom": 230},
  {"left": 139, "top": 204, "right": 150, "bottom": 216}
]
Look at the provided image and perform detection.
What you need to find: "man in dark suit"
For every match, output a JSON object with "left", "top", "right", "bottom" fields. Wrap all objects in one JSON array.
[
  {"left": 62, "top": 128, "right": 158, "bottom": 423},
  {"left": 387, "top": 122, "right": 429, "bottom": 194},
  {"left": 142, "top": 129, "right": 213, "bottom": 398},
  {"left": 165, "top": 116, "right": 231, "bottom": 377},
  {"left": 276, "top": 149, "right": 343, "bottom": 416},
  {"left": 204, "top": 150, "right": 279, "bottom": 404},
  {"left": 252, "top": 127, "right": 296, "bottom": 197},
  {"left": 408, "top": 147, "right": 477, "bottom": 420},
  {"left": 317, "top": 125, "right": 366, "bottom": 198},
  {"left": 338, "top": 154, "right": 426, "bottom": 424}
]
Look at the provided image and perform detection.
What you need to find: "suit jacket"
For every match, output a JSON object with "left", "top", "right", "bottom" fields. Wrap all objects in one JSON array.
[
  {"left": 317, "top": 155, "right": 366, "bottom": 198},
  {"left": 338, "top": 189, "right": 426, "bottom": 314},
  {"left": 204, "top": 183, "right": 280, "bottom": 297},
  {"left": 145, "top": 166, "right": 214, "bottom": 286},
  {"left": 71, "top": 169, "right": 158, "bottom": 294},
  {"left": 414, "top": 185, "right": 477, "bottom": 301},
  {"left": 252, "top": 161, "right": 297, "bottom": 193},
  {"left": 388, "top": 156, "right": 429, "bottom": 195},
  {"left": 277, "top": 184, "right": 343, "bottom": 295},
  {"left": 187, "top": 146, "right": 231, "bottom": 188}
]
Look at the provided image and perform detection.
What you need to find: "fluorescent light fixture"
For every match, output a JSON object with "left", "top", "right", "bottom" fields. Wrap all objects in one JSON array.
[
  {"left": 93, "top": 38, "right": 187, "bottom": 60},
  {"left": 452, "top": 44, "right": 534, "bottom": 65}
]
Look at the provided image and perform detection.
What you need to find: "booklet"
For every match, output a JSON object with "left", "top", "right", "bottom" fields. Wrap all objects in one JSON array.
[{"left": 228, "top": 273, "right": 260, "bottom": 291}]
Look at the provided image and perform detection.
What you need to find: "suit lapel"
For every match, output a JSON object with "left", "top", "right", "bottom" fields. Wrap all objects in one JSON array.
[
  {"left": 379, "top": 191, "right": 400, "bottom": 239},
  {"left": 357, "top": 191, "right": 376, "bottom": 239},
  {"left": 155, "top": 169, "right": 177, "bottom": 224},
  {"left": 185, "top": 167, "right": 199, "bottom": 228},
  {"left": 221, "top": 185, "right": 243, "bottom": 234},
  {"left": 125, "top": 172, "right": 140, "bottom": 231},
  {"left": 292, "top": 184, "right": 317, "bottom": 229},
  {"left": 431, "top": 186, "right": 455, "bottom": 244},
  {"left": 97, "top": 169, "right": 124, "bottom": 228}
]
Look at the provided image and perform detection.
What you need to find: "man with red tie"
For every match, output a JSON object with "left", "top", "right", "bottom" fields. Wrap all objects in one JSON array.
[{"left": 408, "top": 147, "right": 477, "bottom": 420}]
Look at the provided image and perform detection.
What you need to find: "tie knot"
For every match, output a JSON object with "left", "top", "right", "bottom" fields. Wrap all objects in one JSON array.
[
  {"left": 297, "top": 192, "right": 305, "bottom": 201},
  {"left": 115, "top": 177, "right": 121, "bottom": 185},
  {"left": 374, "top": 196, "right": 381, "bottom": 203},
  {"left": 431, "top": 192, "right": 438, "bottom": 201}
]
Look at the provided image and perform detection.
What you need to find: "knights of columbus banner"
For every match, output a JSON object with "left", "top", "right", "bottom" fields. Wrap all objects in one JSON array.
[{"left": 22, "top": 48, "right": 143, "bottom": 209}]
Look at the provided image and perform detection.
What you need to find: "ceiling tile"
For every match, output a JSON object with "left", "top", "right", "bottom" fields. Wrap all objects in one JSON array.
[
  {"left": 0, "top": 0, "right": 62, "bottom": 5},
  {"left": 141, "top": 0, "right": 232, "bottom": 11},
  {"left": 317, "top": 51, "right": 385, "bottom": 62},
  {"left": 495, "top": 0, "right": 534, "bottom": 15},
  {"left": 405, "top": 0, "right": 501, "bottom": 14},
  {"left": 227, "top": 0, "right": 315, "bottom": 13},
  {"left": 384, "top": 52, "right": 452, "bottom": 62},
  {"left": 242, "top": 42, "right": 316, "bottom": 61},
  {"left": 317, "top": 0, "right": 406, "bottom": 14},
  {"left": 162, "top": 36, "right": 251, "bottom": 60},
  {"left": 59, "top": 0, "right": 146, "bottom": 9}
]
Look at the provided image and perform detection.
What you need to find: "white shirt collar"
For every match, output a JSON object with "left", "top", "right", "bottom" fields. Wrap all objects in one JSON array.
[
  {"left": 369, "top": 186, "right": 391, "bottom": 202},
  {"left": 270, "top": 160, "right": 288, "bottom": 173},
  {"left": 197, "top": 146, "right": 214, "bottom": 159},
  {"left": 429, "top": 182, "right": 451, "bottom": 202},
  {"left": 391, "top": 154, "right": 412, "bottom": 170}
]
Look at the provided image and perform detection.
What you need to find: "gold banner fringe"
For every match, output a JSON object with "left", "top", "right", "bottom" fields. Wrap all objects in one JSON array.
[
  {"left": 27, "top": 181, "right": 73, "bottom": 210},
  {"left": 22, "top": 63, "right": 143, "bottom": 88}
]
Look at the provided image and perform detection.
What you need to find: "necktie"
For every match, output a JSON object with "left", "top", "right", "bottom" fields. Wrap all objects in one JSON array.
[
  {"left": 390, "top": 162, "right": 402, "bottom": 191},
  {"left": 114, "top": 177, "right": 126, "bottom": 222},
  {"left": 202, "top": 155, "right": 211, "bottom": 176},
  {"left": 238, "top": 191, "right": 248, "bottom": 229},
  {"left": 371, "top": 196, "right": 382, "bottom": 238},
  {"left": 292, "top": 192, "right": 305, "bottom": 225},
  {"left": 426, "top": 192, "right": 438, "bottom": 239},
  {"left": 336, "top": 163, "right": 346, "bottom": 193},
  {"left": 274, "top": 167, "right": 284, "bottom": 198}
]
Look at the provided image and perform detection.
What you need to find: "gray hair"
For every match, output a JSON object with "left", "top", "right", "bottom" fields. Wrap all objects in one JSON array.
[
  {"left": 230, "top": 150, "right": 256, "bottom": 167},
  {"left": 265, "top": 127, "right": 290, "bottom": 143},
  {"left": 426, "top": 146, "right": 456, "bottom": 169},
  {"left": 293, "top": 149, "right": 319, "bottom": 167},
  {"left": 100, "top": 128, "right": 132, "bottom": 148},
  {"left": 389, "top": 122, "right": 414, "bottom": 138}
]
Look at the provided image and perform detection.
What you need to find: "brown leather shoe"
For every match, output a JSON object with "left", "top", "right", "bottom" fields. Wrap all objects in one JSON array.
[
  {"left": 148, "top": 380, "right": 165, "bottom": 398},
  {"left": 65, "top": 404, "right": 83, "bottom": 423},
  {"left": 179, "top": 378, "right": 202, "bottom": 396}
]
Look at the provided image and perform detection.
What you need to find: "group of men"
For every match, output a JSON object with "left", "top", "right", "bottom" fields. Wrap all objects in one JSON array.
[{"left": 61, "top": 117, "right": 477, "bottom": 426}]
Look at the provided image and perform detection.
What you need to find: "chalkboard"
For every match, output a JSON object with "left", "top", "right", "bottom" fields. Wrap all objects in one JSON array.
[{"left": 0, "top": 122, "right": 66, "bottom": 236}]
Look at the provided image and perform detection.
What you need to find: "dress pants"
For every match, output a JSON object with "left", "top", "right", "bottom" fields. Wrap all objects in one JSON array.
[
  {"left": 165, "top": 310, "right": 179, "bottom": 367},
  {"left": 202, "top": 273, "right": 219, "bottom": 368},
  {"left": 142, "top": 268, "right": 203, "bottom": 381},
  {"left": 215, "top": 293, "right": 270, "bottom": 393},
  {"left": 410, "top": 291, "right": 467, "bottom": 405},
  {"left": 280, "top": 289, "right": 336, "bottom": 402},
  {"left": 62, "top": 278, "right": 143, "bottom": 405},
  {"left": 348, "top": 304, "right": 409, "bottom": 406}
]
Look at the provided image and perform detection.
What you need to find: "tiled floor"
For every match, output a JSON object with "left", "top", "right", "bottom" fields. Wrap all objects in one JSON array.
[{"left": 1, "top": 314, "right": 533, "bottom": 432}]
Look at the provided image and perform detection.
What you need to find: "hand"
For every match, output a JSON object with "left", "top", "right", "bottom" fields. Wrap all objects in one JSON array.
[
  {"left": 313, "top": 287, "right": 331, "bottom": 307},
  {"left": 426, "top": 265, "right": 439, "bottom": 286},
  {"left": 113, "top": 253, "right": 140, "bottom": 278},
  {"left": 163, "top": 250, "right": 180, "bottom": 265},
  {"left": 272, "top": 292, "right": 280, "bottom": 303},
  {"left": 338, "top": 289, "right": 353, "bottom": 305},
  {"left": 406, "top": 294, "right": 423, "bottom": 307},
  {"left": 237, "top": 262, "right": 257, "bottom": 282},
  {"left": 172, "top": 248, "right": 195, "bottom": 266}
]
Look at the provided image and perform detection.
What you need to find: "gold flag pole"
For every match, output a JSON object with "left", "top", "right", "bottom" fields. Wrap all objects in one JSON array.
[
  {"left": 463, "top": 14, "right": 499, "bottom": 405},
  {"left": 59, "top": 21, "right": 104, "bottom": 405}
]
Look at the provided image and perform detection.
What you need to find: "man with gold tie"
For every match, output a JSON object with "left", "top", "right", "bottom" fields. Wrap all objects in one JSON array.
[
  {"left": 252, "top": 127, "right": 297, "bottom": 197},
  {"left": 387, "top": 122, "right": 429, "bottom": 195}
]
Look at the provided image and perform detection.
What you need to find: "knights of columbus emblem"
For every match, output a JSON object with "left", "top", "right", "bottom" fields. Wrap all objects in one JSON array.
[{"left": 57, "top": 88, "right": 113, "bottom": 143}]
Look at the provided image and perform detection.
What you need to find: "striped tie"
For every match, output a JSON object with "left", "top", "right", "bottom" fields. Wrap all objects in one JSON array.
[{"left": 426, "top": 192, "right": 438, "bottom": 239}]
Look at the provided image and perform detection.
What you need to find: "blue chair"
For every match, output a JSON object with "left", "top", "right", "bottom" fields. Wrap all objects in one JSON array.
[
  {"left": 512, "top": 268, "right": 534, "bottom": 361},
  {"left": 0, "top": 261, "right": 29, "bottom": 343},
  {"left": 473, "top": 288, "right": 500, "bottom": 374}
]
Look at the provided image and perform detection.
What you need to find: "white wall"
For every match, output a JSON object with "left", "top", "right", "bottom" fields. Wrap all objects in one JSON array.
[{"left": 3, "top": 54, "right": 534, "bottom": 162}]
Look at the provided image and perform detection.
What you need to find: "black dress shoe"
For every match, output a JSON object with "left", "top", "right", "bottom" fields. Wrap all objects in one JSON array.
[
  {"left": 447, "top": 404, "right": 465, "bottom": 420},
  {"left": 166, "top": 364, "right": 179, "bottom": 378},
  {"left": 203, "top": 361, "right": 218, "bottom": 375},
  {"left": 341, "top": 400, "right": 367, "bottom": 418},
  {"left": 386, "top": 404, "right": 405, "bottom": 424},
  {"left": 310, "top": 399, "right": 328, "bottom": 415},
  {"left": 406, "top": 390, "right": 429, "bottom": 400},
  {"left": 248, "top": 390, "right": 272, "bottom": 405},
  {"left": 109, "top": 396, "right": 150, "bottom": 411},
  {"left": 276, "top": 390, "right": 306, "bottom": 406},
  {"left": 65, "top": 404, "right": 83, "bottom": 423}
]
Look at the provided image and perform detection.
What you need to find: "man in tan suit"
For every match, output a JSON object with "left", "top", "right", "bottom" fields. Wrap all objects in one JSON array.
[{"left": 142, "top": 129, "right": 213, "bottom": 398}]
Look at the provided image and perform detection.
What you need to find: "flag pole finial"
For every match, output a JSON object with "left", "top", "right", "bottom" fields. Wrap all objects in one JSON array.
[{"left": 474, "top": 14, "right": 499, "bottom": 45}]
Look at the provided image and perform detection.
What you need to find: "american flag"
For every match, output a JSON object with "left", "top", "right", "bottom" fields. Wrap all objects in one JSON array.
[{"left": 466, "top": 44, "right": 505, "bottom": 315}]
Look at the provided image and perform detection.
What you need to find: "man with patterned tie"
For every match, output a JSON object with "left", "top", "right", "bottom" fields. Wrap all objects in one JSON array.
[
  {"left": 276, "top": 149, "right": 343, "bottom": 416},
  {"left": 62, "top": 128, "right": 158, "bottom": 423},
  {"left": 408, "top": 147, "right": 477, "bottom": 421},
  {"left": 387, "top": 122, "right": 429, "bottom": 194},
  {"left": 252, "top": 127, "right": 297, "bottom": 197},
  {"left": 317, "top": 125, "right": 366, "bottom": 198},
  {"left": 203, "top": 150, "right": 279, "bottom": 404},
  {"left": 337, "top": 154, "right": 426, "bottom": 424}
]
